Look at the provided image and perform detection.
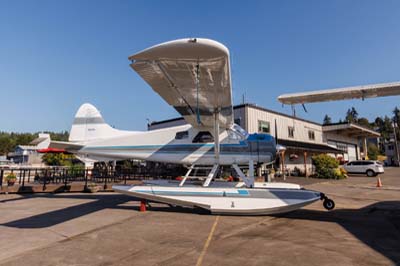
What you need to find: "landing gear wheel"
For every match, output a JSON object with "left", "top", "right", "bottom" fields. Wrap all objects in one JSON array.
[{"left": 323, "top": 198, "right": 335, "bottom": 210}]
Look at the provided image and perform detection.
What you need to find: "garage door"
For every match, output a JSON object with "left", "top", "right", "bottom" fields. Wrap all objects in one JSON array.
[{"left": 347, "top": 145, "right": 357, "bottom": 161}]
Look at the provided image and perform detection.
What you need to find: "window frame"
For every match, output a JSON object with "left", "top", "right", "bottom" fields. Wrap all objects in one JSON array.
[
  {"left": 192, "top": 131, "right": 214, "bottom": 143},
  {"left": 175, "top": 131, "right": 189, "bottom": 140},
  {"left": 288, "top": 126, "right": 294, "bottom": 138},
  {"left": 258, "top": 120, "right": 270, "bottom": 134},
  {"left": 308, "top": 130, "right": 315, "bottom": 140}
]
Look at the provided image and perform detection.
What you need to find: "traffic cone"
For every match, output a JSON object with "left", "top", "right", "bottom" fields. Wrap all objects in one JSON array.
[
  {"left": 140, "top": 200, "right": 147, "bottom": 212},
  {"left": 376, "top": 177, "right": 382, "bottom": 188}
]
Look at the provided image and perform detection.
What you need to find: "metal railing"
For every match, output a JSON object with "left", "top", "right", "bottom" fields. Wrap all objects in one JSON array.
[{"left": 0, "top": 166, "right": 187, "bottom": 192}]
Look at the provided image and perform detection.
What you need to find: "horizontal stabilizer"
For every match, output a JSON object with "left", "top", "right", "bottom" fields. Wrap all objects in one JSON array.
[{"left": 49, "top": 141, "right": 84, "bottom": 152}]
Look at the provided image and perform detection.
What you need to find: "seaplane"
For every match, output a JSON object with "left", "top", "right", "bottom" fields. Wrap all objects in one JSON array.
[{"left": 50, "top": 38, "right": 400, "bottom": 215}]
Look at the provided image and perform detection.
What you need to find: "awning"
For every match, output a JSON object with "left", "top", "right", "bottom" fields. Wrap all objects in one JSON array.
[
  {"left": 277, "top": 139, "right": 342, "bottom": 154},
  {"left": 322, "top": 123, "right": 380, "bottom": 138}
]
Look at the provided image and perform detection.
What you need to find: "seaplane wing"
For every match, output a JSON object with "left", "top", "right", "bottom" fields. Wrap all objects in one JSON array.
[
  {"left": 278, "top": 81, "right": 400, "bottom": 105},
  {"left": 129, "top": 38, "right": 233, "bottom": 129}
]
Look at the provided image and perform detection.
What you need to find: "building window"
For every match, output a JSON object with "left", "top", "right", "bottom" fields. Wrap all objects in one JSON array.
[
  {"left": 308, "top": 130, "right": 315, "bottom": 140},
  {"left": 193, "top": 131, "right": 214, "bottom": 143},
  {"left": 175, "top": 131, "right": 189, "bottom": 140},
  {"left": 258, "top": 120, "right": 270, "bottom": 133},
  {"left": 336, "top": 143, "right": 348, "bottom": 153},
  {"left": 288, "top": 126, "right": 294, "bottom": 138}
]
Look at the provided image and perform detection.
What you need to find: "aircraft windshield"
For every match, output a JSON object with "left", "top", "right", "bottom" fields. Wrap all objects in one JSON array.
[{"left": 232, "top": 124, "right": 249, "bottom": 140}]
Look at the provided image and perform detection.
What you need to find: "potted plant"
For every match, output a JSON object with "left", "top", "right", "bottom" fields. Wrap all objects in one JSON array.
[
  {"left": 6, "top": 173, "right": 17, "bottom": 186},
  {"left": 85, "top": 182, "right": 100, "bottom": 193}
]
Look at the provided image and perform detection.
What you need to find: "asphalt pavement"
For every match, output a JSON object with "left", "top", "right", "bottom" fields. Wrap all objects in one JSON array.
[{"left": 0, "top": 168, "right": 399, "bottom": 266}]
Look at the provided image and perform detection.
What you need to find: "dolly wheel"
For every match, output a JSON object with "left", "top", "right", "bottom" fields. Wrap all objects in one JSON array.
[{"left": 323, "top": 198, "right": 335, "bottom": 210}]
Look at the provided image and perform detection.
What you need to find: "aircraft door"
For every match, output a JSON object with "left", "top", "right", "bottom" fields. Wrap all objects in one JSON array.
[
  {"left": 248, "top": 133, "right": 274, "bottom": 164},
  {"left": 248, "top": 138, "right": 260, "bottom": 163}
]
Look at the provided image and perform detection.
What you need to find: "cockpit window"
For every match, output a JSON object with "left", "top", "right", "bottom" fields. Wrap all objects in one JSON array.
[
  {"left": 232, "top": 124, "right": 249, "bottom": 140},
  {"left": 175, "top": 131, "right": 189, "bottom": 140},
  {"left": 193, "top": 131, "right": 214, "bottom": 143},
  {"left": 228, "top": 130, "right": 241, "bottom": 140}
]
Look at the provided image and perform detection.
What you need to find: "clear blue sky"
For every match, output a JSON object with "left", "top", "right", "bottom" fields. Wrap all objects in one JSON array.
[{"left": 1, "top": 0, "right": 400, "bottom": 133}]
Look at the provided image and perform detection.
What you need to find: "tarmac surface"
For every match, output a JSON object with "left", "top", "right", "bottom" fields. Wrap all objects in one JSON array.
[{"left": 0, "top": 168, "right": 399, "bottom": 266}]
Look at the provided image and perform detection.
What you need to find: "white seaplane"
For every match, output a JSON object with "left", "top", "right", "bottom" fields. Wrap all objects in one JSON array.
[{"left": 50, "top": 38, "right": 400, "bottom": 215}]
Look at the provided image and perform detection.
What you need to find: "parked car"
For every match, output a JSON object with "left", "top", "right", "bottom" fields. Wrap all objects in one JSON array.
[{"left": 343, "top": 160, "right": 384, "bottom": 177}]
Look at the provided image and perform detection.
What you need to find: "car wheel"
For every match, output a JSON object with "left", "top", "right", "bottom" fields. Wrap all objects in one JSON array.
[{"left": 366, "top": 170, "right": 375, "bottom": 177}]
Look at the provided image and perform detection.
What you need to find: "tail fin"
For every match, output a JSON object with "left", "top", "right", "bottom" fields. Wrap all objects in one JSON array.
[{"left": 69, "top": 103, "right": 129, "bottom": 142}]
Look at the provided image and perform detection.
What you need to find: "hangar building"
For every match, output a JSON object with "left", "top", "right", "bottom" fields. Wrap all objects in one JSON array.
[{"left": 148, "top": 103, "right": 380, "bottom": 176}]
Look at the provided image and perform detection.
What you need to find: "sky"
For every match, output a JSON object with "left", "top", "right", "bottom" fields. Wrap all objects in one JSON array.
[{"left": 1, "top": 0, "right": 400, "bottom": 133}]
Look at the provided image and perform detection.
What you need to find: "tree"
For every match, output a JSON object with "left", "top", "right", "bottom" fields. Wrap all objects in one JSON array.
[
  {"left": 380, "top": 116, "right": 394, "bottom": 140},
  {"left": 357, "top": 117, "right": 372, "bottom": 129},
  {"left": 368, "top": 143, "right": 380, "bottom": 160},
  {"left": 0, "top": 131, "right": 69, "bottom": 155},
  {"left": 345, "top": 107, "right": 358, "bottom": 123},
  {"left": 374, "top": 117, "right": 384, "bottom": 129},
  {"left": 392, "top": 107, "right": 400, "bottom": 140},
  {"left": 323, "top": 115, "right": 332, "bottom": 125},
  {"left": 42, "top": 153, "right": 74, "bottom": 166},
  {"left": 393, "top": 107, "right": 400, "bottom": 123}
]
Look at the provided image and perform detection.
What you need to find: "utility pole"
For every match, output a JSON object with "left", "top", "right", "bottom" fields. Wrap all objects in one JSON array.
[{"left": 392, "top": 122, "right": 400, "bottom": 166}]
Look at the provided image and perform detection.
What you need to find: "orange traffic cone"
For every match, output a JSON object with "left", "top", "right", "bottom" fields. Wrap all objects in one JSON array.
[
  {"left": 140, "top": 200, "right": 147, "bottom": 212},
  {"left": 376, "top": 177, "right": 382, "bottom": 188}
]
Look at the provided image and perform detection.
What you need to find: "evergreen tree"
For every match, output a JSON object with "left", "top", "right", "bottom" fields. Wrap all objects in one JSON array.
[
  {"left": 374, "top": 117, "right": 384, "bottom": 129},
  {"left": 323, "top": 114, "right": 332, "bottom": 125},
  {"left": 393, "top": 107, "right": 400, "bottom": 123},
  {"left": 357, "top": 117, "right": 372, "bottom": 129},
  {"left": 345, "top": 107, "right": 358, "bottom": 123},
  {"left": 392, "top": 107, "right": 400, "bottom": 139},
  {"left": 380, "top": 116, "right": 394, "bottom": 140}
]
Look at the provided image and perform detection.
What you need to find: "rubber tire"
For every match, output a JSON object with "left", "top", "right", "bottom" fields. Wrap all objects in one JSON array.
[
  {"left": 366, "top": 170, "right": 375, "bottom": 177},
  {"left": 323, "top": 198, "right": 335, "bottom": 210}
]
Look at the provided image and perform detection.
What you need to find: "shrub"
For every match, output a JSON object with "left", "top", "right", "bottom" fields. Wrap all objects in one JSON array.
[
  {"left": 312, "top": 154, "right": 346, "bottom": 179},
  {"left": 6, "top": 173, "right": 16, "bottom": 181}
]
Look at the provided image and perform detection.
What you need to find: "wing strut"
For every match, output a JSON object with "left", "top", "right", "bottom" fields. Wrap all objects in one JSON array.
[
  {"left": 195, "top": 62, "right": 201, "bottom": 125},
  {"left": 214, "top": 110, "right": 220, "bottom": 163}
]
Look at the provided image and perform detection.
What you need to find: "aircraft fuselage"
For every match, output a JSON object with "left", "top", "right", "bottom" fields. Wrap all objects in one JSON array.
[{"left": 76, "top": 124, "right": 276, "bottom": 165}]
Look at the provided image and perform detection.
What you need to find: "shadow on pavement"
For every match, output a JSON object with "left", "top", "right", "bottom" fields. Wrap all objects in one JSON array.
[
  {"left": 0, "top": 194, "right": 208, "bottom": 229},
  {"left": 1, "top": 194, "right": 399, "bottom": 264},
  {"left": 1, "top": 194, "right": 135, "bottom": 228},
  {"left": 274, "top": 201, "right": 400, "bottom": 265}
]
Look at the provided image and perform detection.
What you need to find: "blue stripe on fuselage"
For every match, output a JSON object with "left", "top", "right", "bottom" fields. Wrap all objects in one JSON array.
[{"left": 85, "top": 143, "right": 248, "bottom": 150}]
